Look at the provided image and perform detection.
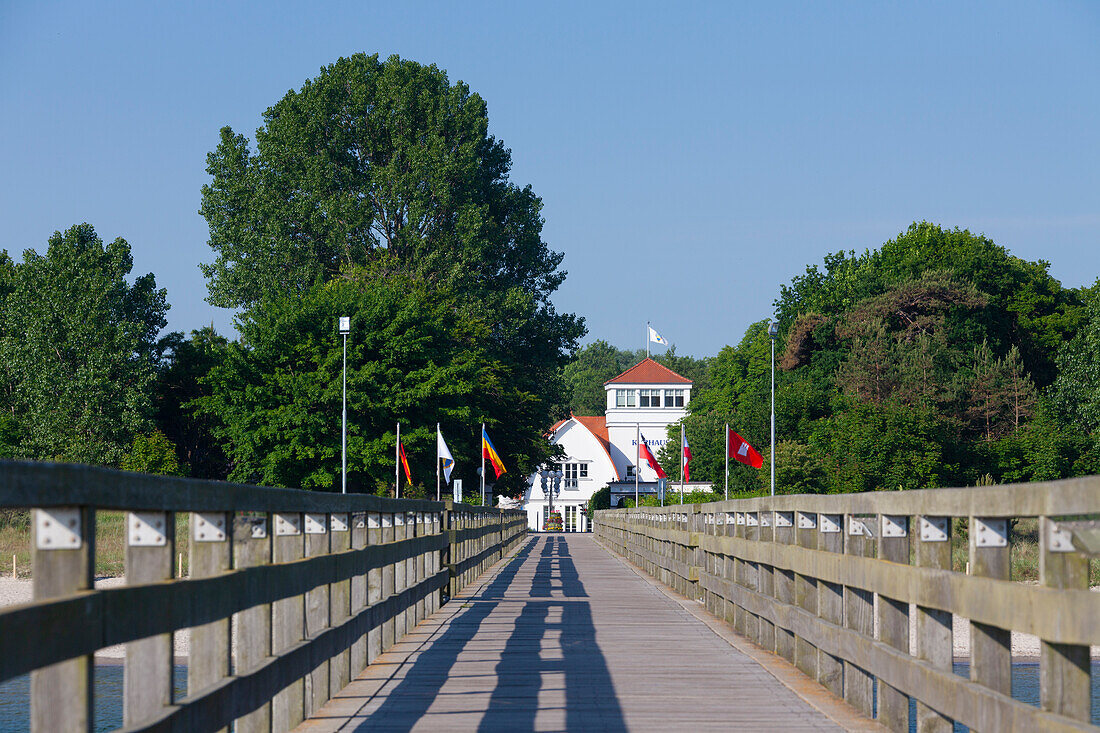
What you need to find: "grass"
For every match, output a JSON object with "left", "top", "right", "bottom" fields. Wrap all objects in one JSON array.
[{"left": 0, "top": 509, "right": 191, "bottom": 579}]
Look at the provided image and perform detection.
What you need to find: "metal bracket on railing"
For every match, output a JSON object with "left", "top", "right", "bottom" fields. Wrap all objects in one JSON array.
[
  {"left": 275, "top": 513, "right": 301, "bottom": 536},
  {"left": 394, "top": 513, "right": 405, "bottom": 526},
  {"left": 35, "top": 508, "right": 82, "bottom": 550},
  {"left": 881, "top": 515, "right": 907, "bottom": 538},
  {"left": 774, "top": 511, "right": 793, "bottom": 528},
  {"left": 304, "top": 513, "right": 327, "bottom": 534},
  {"left": 129, "top": 512, "right": 168, "bottom": 547},
  {"left": 194, "top": 513, "right": 227, "bottom": 542},
  {"left": 353, "top": 512, "right": 367, "bottom": 529},
  {"left": 797, "top": 512, "right": 816, "bottom": 530},
  {"left": 759, "top": 513, "right": 770, "bottom": 527},
  {"left": 368, "top": 513, "right": 381, "bottom": 529},
  {"left": 820, "top": 514, "right": 841, "bottom": 534},
  {"left": 848, "top": 517, "right": 872, "bottom": 537},
  {"left": 331, "top": 513, "right": 349, "bottom": 532},
  {"left": 1050, "top": 520, "right": 1100, "bottom": 555},
  {"left": 919, "top": 516, "right": 948, "bottom": 542},
  {"left": 974, "top": 517, "right": 1008, "bottom": 547}
]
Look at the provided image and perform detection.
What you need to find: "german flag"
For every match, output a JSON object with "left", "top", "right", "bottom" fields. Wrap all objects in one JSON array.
[
  {"left": 399, "top": 441, "right": 413, "bottom": 483},
  {"left": 482, "top": 427, "right": 507, "bottom": 479}
]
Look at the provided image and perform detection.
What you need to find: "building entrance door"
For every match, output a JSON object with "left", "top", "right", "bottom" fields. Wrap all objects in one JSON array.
[{"left": 564, "top": 505, "right": 578, "bottom": 532}]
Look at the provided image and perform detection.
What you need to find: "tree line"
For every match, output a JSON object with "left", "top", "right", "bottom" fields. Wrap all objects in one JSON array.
[
  {"left": 2, "top": 54, "right": 1096, "bottom": 499},
  {"left": 567, "top": 223, "right": 1099, "bottom": 494}
]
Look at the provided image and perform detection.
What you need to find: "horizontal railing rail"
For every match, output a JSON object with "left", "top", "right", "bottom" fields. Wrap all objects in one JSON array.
[
  {"left": 594, "top": 476, "right": 1100, "bottom": 732},
  {"left": 0, "top": 460, "right": 527, "bottom": 733}
]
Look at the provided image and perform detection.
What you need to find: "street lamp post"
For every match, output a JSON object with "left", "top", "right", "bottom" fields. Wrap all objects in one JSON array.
[
  {"left": 768, "top": 321, "right": 778, "bottom": 497},
  {"left": 552, "top": 469, "right": 563, "bottom": 528},
  {"left": 339, "top": 316, "right": 350, "bottom": 494}
]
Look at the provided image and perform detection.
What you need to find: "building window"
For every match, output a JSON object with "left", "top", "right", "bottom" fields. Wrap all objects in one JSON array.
[
  {"left": 664, "top": 389, "right": 685, "bottom": 407},
  {"left": 561, "top": 462, "right": 587, "bottom": 488},
  {"left": 625, "top": 465, "right": 636, "bottom": 479},
  {"left": 640, "top": 389, "right": 662, "bottom": 407},
  {"left": 615, "top": 389, "right": 636, "bottom": 408}
]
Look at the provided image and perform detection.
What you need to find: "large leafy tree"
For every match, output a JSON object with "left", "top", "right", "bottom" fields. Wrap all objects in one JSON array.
[
  {"left": 198, "top": 54, "right": 584, "bottom": 494},
  {"left": 0, "top": 224, "right": 168, "bottom": 464},
  {"left": 195, "top": 270, "right": 559, "bottom": 493}
]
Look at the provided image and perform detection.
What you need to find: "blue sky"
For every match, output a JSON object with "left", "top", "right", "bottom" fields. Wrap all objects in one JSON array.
[{"left": 2, "top": 1, "right": 1098, "bottom": 357}]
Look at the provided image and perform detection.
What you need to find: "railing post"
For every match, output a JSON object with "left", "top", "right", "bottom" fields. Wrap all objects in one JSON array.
[
  {"left": 349, "top": 511, "right": 369, "bottom": 678},
  {"left": 381, "top": 512, "right": 395, "bottom": 651},
  {"left": 124, "top": 511, "right": 175, "bottom": 726},
  {"left": 329, "top": 512, "right": 351, "bottom": 697},
  {"left": 232, "top": 512, "right": 271, "bottom": 733},
  {"left": 843, "top": 514, "right": 874, "bottom": 718},
  {"left": 915, "top": 515, "right": 953, "bottom": 732},
  {"left": 794, "top": 511, "right": 818, "bottom": 681},
  {"left": 415, "top": 512, "right": 426, "bottom": 627},
  {"left": 816, "top": 514, "right": 843, "bottom": 698},
  {"left": 1038, "top": 516, "right": 1090, "bottom": 721},
  {"left": 367, "top": 512, "right": 382, "bottom": 663},
  {"left": 756, "top": 510, "right": 776, "bottom": 653},
  {"left": 393, "top": 511, "right": 407, "bottom": 641},
  {"left": 969, "top": 515, "right": 1012, "bottom": 707},
  {"left": 31, "top": 506, "right": 94, "bottom": 732},
  {"left": 272, "top": 512, "right": 305, "bottom": 730},
  {"left": 190, "top": 511, "right": 232, "bottom": 732},
  {"left": 303, "top": 513, "right": 331, "bottom": 717},
  {"left": 876, "top": 514, "right": 910, "bottom": 730},
  {"left": 773, "top": 511, "right": 795, "bottom": 664}
]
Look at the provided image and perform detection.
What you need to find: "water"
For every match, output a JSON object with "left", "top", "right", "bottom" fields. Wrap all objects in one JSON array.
[
  {"left": 0, "top": 665, "right": 187, "bottom": 732},
  {"left": 894, "top": 661, "right": 1100, "bottom": 732}
]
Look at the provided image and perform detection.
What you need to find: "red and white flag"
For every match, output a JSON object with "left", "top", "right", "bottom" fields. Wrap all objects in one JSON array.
[
  {"left": 728, "top": 429, "right": 763, "bottom": 469},
  {"left": 638, "top": 435, "right": 667, "bottom": 479},
  {"left": 682, "top": 431, "right": 692, "bottom": 482}
]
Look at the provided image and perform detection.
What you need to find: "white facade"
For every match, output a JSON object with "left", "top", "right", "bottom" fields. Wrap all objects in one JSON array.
[{"left": 522, "top": 358, "right": 693, "bottom": 531}]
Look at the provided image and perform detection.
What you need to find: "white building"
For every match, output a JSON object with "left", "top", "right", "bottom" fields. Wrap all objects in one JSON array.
[{"left": 523, "top": 358, "right": 699, "bottom": 531}]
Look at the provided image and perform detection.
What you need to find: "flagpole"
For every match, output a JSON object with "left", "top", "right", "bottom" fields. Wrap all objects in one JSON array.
[
  {"left": 635, "top": 423, "right": 640, "bottom": 507},
  {"left": 395, "top": 422, "right": 401, "bottom": 499},
  {"left": 678, "top": 422, "right": 684, "bottom": 508},
  {"left": 646, "top": 321, "right": 650, "bottom": 359},
  {"left": 436, "top": 422, "right": 441, "bottom": 502},
  {"left": 724, "top": 423, "right": 729, "bottom": 502},
  {"left": 481, "top": 423, "right": 486, "bottom": 507}
]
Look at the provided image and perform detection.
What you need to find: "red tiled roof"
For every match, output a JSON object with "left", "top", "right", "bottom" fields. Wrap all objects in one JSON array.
[
  {"left": 550, "top": 414, "right": 620, "bottom": 481},
  {"left": 604, "top": 357, "right": 692, "bottom": 385}
]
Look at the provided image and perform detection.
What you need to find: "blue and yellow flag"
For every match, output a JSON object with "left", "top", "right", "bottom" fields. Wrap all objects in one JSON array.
[{"left": 482, "top": 428, "right": 507, "bottom": 479}]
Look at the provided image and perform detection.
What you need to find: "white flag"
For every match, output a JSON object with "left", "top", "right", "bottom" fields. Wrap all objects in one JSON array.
[
  {"left": 648, "top": 326, "right": 667, "bottom": 345},
  {"left": 437, "top": 427, "right": 455, "bottom": 483}
]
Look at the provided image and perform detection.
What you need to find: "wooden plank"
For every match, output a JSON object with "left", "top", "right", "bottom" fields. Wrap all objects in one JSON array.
[
  {"left": 271, "top": 513, "right": 305, "bottom": 731},
  {"left": 773, "top": 513, "right": 796, "bottom": 664},
  {"left": 1038, "top": 516, "right": 1090, "bottom": 722},
  {"left": 968, "top": 515, "right": 1012, "bottom": 708},
  {"left": 231, "top": 512, "right": 272, "bottom": 733},
  {"left": 348, "top": 512, "right": 368, "bottom": 678},
  {"left": 303, "top": 514, "right": 331, "bottom": 718},
  {"left": 329, "top": 514, "right": 352, "bottom": 705},
  {"left": 794, "top": 512, "right": 819, "bottom": 680},
  {"left": 876, "top": 515, "right": 910, "bottom": 731},
  {"left": 31, "top": 506, "right": 93, "bottom": 733},
  {"left": 367, "top": 512, "right": 382, "bottom": 664},
  {"left": 816, "top": 514, "right": 843, "bottom": 699},
  {"left": 124, "top": 511, "right": 175, "bottom": 727},
  {"left": 914, "top": 515, "right": 953, "bottom": 732},
  {"left": 843, "top": 514, "right": 875, "bottom": 718},
  {"left": 381, "top": 513, "right": 395, "bottom": 652},
  {"left": 189, "top": 512, "right": 231, "bottom": 732}
]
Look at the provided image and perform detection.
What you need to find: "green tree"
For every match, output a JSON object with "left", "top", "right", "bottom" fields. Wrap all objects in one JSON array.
[
  {"left": 198, "top": 54, "right": 584, "bottom": 495},
  {"left": 1050, "top": 280, "right": 1100, "bottom": 433},
  {"left": 561, "top": 341, "right": 638, "bottom": 415},
  {"left": 0, "top": 224, "right": 168, "bottom": 464},
  {"left": 194, "top": 269, "right": 562, "bottom": 494},
  {"left": 122, "top": 430, "right": 184, "bottom": 476},
  {"left": 153, "top": 327, "right": 230, "bottom": 478}
]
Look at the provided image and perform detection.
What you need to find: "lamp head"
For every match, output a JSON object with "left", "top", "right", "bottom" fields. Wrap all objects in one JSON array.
[
  {"left": 339, "top": 316, "right": 351, "bottom": 335},
  {"left": 768, "top": 321, "right": 779, "bottom": 338}
]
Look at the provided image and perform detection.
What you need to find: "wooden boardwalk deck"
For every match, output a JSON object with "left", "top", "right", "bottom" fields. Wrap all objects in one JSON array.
[{"left": 297, "top": 534, "right": 876, "bottom": 732}]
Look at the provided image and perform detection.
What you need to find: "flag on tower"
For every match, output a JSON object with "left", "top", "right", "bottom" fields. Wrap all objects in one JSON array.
[
  {"left": 727, "top": 428, "right": 763, "bottom": 469},
  {"left": 682, "top": 431, "right": 692, "bottom": 482},
  {"left": 648, "top": 325, "right": 667, "bottom": 345},
  {"left": 482, "top": 427, "right": 507, "bottom": 479},
  {"left": 638, "top": 434, "right": 667, "bottom": 479},
  {"left": 437, "top": 427, "right": 455, "bottom": 483}
]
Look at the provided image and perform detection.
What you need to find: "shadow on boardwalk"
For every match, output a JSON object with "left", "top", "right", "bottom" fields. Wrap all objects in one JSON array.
[{"left": 355, "top": 535, "right": 627, "bottom": 732}]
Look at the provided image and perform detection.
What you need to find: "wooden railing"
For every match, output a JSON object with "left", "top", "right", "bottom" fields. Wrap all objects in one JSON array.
[
  {"left": 0, "top": 461, "right": 527, "bottom": 732},
  {"left": 594, "top": 477, "right": 1100, "bottom": 732}
]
